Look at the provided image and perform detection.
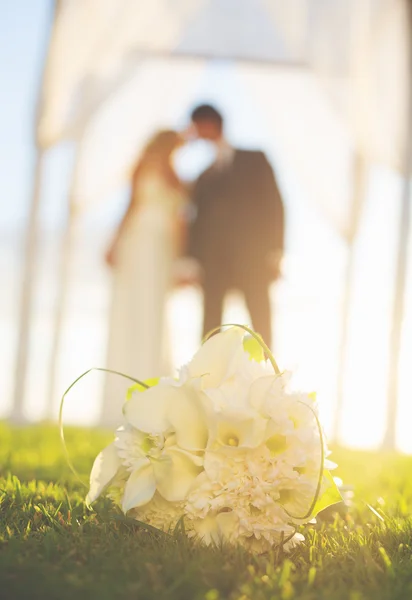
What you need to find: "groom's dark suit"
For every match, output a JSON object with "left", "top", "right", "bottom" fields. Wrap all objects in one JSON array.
[{"left": 188, "top": 148, "right": 285, "bottom": 347}]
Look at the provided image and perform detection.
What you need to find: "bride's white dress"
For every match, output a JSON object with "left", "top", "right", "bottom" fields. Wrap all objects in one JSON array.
[{"left": 100, "top": 171, "right": 184, "bottom": 427}]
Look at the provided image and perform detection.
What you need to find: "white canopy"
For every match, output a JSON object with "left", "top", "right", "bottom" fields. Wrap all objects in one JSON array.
[
  {"left": 352, "top": 0, "right": 410, "bottom": 173},
  {"left": 34, "top": 0, "right": 410, "bottom": 238},
  {"left": 10, "top": 0, "right": 412, "bottom": 449}
]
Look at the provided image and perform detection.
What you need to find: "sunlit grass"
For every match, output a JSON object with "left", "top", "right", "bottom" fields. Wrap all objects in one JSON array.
[{"left": 1, "top": 422, "right": 412, "bottom": 599}]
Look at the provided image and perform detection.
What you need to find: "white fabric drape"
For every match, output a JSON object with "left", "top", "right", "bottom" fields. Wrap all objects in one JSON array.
[
  {"left": 73, "top": 59, "right": 203, "bottom": 208},
  {"left": 37, "top": 0, "right": 410, "bottom": 230},
  {"left": 38, "top": 0, "right": 203, "bottom": 146},
  {"left": 351, "top": 0, "right": 410, "bottom": 174},
  {"left": 14, "top": 0, "right": 410, "bottom": 435},
  {"left": 237, "top": 66, "right": 353, "bottom": 239}
]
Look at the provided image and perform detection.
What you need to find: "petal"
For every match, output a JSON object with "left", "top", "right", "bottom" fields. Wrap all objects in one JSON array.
[
  {"left": 167, "top": 384, "right": 209, "bottom": 450},
  {"left": 87, "top": 443, "right": 121, "bottom": 504},
  {"left": 122, "top": 458, "right": 156, "bottom": 512},
  {"left": 191, "top": 515, "right": 220, "bottom": 545},
  {"left": 153, "top": 448, "right": 202, "bottom": 502},
  {"left": 248, "top": 375, "right": 280, "bottom": 411},
  {"left": 124, "top": 383, "right": 173, "bottom": 433},
  {"left": 175, "top": 448, "right": 204, "bottom": 467},
  {"left": 205, "top": 381, "right": 252, "bottom": 415},
  {"left": 212, "top": 415, "right": 266, "bottom": 448},
  {"left": 187, "top": 328, "right": 244, "bottom": 388},
  {"left": 216, "top": 510, "right": 239, "bottom": 540}
]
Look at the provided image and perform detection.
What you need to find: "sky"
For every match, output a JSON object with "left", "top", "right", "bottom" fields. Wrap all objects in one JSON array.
[
  {"left": 1, "top": 0, "right": 412, "bottom": 452},
  {"left": 0, "top": 0, "right": 54, "bottom": 229}
]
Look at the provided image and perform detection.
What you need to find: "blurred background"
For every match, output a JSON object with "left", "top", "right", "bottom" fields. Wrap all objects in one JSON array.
[{"left": 1, "top": 0, "right": 412, "bottom": 451}]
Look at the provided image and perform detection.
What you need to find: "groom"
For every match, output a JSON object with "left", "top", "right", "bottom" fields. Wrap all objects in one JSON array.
[{"left": 186, "top": 104, "right": 285, "bottom": 349}]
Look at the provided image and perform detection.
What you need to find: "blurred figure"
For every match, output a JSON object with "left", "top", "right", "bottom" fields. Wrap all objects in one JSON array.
[
  {"left": 186, "top": 104, "right": 284, "bottom": 348},
  {"left": 104, "top": 131, "right": 185, "bottom": 410}
]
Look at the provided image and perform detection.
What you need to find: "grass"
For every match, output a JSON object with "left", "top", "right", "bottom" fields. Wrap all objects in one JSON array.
[{"left": 1, "top": 422, "right": 412, "bottom": 600}]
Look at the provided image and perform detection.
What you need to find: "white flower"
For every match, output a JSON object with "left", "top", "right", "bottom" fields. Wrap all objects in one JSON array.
[
  {"left": 129, "top": 492, "right": 184, "bottom": 532},
  {"left": 183, "top": 327, "right": 246, "bottom": 389},
  {"left": 86, "top": 326, "right": 340, "bottom": 550},
  {"left": 87, "top": 381, "right": 208, "bottom": 512},
  {"left": 182, "top": 333, "right": 334, "bottom": 551}
]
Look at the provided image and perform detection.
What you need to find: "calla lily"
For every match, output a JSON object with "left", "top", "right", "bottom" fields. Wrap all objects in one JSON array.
[
  {"left": 119, "top": 441, "right": 202, "bottom": 512},
  {"left": 152, "top": 449, "right": 203, "bottom": 502},
  {"left": 88, "top": 425, "right": 204, "bottom": 513},
  {"left": 89, "top": 379, "right": 208, "bottom": 513},
  {"left": 248, "top": 375, "right": 282, "bottom": 411},
  {"left": 124, "top": 380, "right": 209, "bottom": 451},
  {"left": 87, "top": 442, "right": 122, "bottom": 504},
  {"left": 187, "top": 327, "right": 244, "bottom": 388},
  {"left": 122, "top": 458, "right": 156, "bottom": 512},
  {"left": 208, "top": 412, "right": 267, "bottom": 450},
  {"left": 123, "top": 382, "right": 171, "bottom": 433},
  {"left": 166, "top": 384, "right": 209, "bottom": 451}
]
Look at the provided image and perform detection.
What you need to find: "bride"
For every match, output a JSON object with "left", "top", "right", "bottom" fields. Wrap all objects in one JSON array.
[{"left": 101, "top": 130, "right": 186, "bottom": 426}]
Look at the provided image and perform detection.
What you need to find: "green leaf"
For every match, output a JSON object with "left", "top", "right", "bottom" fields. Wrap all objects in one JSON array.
[
  {"left": 205, "top": 324, "right": 280, "bottom": 374},
  {"left": 125, "top": 378, "right": 160, "bottom": 402},
  {"left": 243, "top": 334, "right": 265, "bottom": 362},
  {"left": 312, "top": 471, "right": 342, "bottom": 517}
]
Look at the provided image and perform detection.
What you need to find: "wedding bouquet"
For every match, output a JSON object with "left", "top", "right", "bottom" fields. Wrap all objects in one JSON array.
[{"left": 86, "top": 326, "right": 340, "bottom": 552}]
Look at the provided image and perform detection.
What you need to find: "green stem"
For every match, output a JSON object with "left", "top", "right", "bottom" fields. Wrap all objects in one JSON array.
[
  {"left": 282, "top": 400, "right": 325, "bottom": 521},
  {"left": 59, "top": 367, "right": 149, "bottom": 488}
]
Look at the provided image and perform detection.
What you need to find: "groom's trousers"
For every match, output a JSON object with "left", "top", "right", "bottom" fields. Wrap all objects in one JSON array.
[{"left": 202, "top": 275, "right": 272, "bottom": 349}]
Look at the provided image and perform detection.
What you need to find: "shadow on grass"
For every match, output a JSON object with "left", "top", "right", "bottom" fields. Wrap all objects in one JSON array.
[
  {"left": 0, "top": 508, "right": 257, "bottom": 600},
  {"left": 3, "top": 424, "right": 412, "bottom": 599},
  {"left": 3, "top": 513, "right": 412, "bottom": 600}
]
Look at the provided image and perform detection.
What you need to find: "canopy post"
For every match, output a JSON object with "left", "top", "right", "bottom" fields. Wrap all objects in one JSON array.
[
  {"left": 10, "top": 149, "right": 46, "bottom": 422},
  {"left": 44, "top": 148, "right": 80, "bottom": 420},
  {"left": 332, "top": 152, "right": 367, "bottom": 443},
  {"left": 383, "top": 172, "right": 412, "bottom": 450},
  {"left": 383, "top": 0, "right": 412, "bottom": 450},
  {"left": 10, "top": 1, "right": 57, "bottom": 422}
]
